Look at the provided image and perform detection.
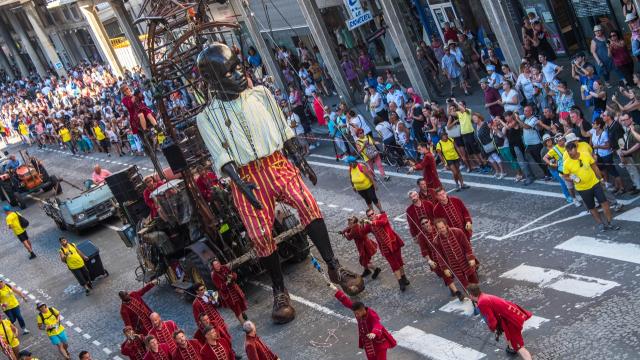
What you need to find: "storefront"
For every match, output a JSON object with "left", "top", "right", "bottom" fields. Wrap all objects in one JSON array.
[{"left": 509, "top": 0, "right": 629, "bottom": 56}]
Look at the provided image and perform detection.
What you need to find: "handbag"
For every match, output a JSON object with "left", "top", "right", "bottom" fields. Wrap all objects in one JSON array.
[
  {"left": 364, "top": 137, "right": 379, "bottom": 159},
  {"left": 447, "top": 124, "right": 461, "bottom": 138},
  {"left": 17, "top": 213, "right": 29, "bottom": 228}
]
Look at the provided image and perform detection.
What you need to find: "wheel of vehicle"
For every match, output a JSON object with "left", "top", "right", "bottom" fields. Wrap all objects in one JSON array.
[
  {"left": 16, "top": 194, "right": 27, "bottom": 209},
  {"left": 54, "top": 219, "right": 67, "bottom": 230},
  {"left": 41, "top": 175, "right": 58, "bottom": 192},
  {"left": 185, "top": 252, "right": 214, "bottom": 288}
]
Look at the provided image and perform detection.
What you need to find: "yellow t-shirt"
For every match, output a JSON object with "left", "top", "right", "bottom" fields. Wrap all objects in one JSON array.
[
  {"left": 0, "top": 319, "right": 18, "bottom": 348},
  {"left": 457, "top": 110, "right": 474, "bottom": 135},
  {"left": 37, "top": 307, "right": 64, "bottom": 337},
  {"left": 5, "top": 212, "right": 25, "bottom": 236},
  {"left": 0, "top": 285, "right": 19, "bottom": 310},
  {"left": 59, "top": 128, "right": 71, "bottom": 143},
  {"left": 563, "top": 151, "right": 599, "bottom": 191},
  {"left": 350, "top": 164, "right": 373, "bottom": 191},
  {"left": 437, "top": 138, "right": 460, "bottom": 161},
  {"left": 60, "top": 243, "right": 85, "bottom": 270},
  {"left": 93, "top": 126, "right": 105, "bottom": 141},
  {"left": 18, "top": 123, "right": 28, "bottom": 136}
]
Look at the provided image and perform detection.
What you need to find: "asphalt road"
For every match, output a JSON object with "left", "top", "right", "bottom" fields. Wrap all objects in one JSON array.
[{"left": 1, "top": 140, "right": 639, "bottom": 360}]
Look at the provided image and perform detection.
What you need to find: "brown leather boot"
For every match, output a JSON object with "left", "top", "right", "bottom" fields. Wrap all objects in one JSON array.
[
  {"left": 271, "top": 290, "right": 295, "bottom": 324},
  {"left": 328, "top": 266, "right": 364, "bottom": 296}
]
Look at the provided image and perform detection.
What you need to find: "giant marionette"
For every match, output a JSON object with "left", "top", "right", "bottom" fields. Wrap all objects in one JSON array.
[{"left": 195, "top": 43, "right": 364, "bottom": 324}]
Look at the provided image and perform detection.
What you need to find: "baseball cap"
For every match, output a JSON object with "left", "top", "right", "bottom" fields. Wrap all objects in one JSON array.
[
  {"left": 36, "top": 301, "right": 45, "bottom": 309},
  {"left": 3, "top": 205, "right": 11, "bottom": 212},
  {"left": 593, "top": 25, "right": 602, "bottom": 32},
  {"left": 542, "top": 133, "right": 552, "bottom": 142},
  {"left": 486, "top": 65, "right": 496, "bottom": 72},
  {"left": 343, "top": 156, "right": 358, "bottom": 164}
]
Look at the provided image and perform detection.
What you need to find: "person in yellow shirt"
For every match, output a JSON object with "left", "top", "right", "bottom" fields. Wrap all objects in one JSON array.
[
  {"left": 3, "top": 205, "right": 36, "bottom": 259},
  {"left": 0, "top": 279, "right": 29, "bottom": 335},
  {"left": 58, "top": 238, "right": 92, "bottom": 296},
  {"left": 562, "top": 142, "right": 620, "bottom": 232},
  {"left": 17, "top": 349, "right": 38, "bottom": 360},
  {"left": 17, "top": 122, "right": 30, "bottom": 145},
  {"left": 346, "top": 156, "right": 382, "bottom": 212},
  {"left": 36, "top": 302, "right": 69, "bottom": 360},
  {"left": 57, "top": 125, "right": 76, "bottom": 155},
  {"left": 435, "top": 131, "right": 468, "bottom": 191},
  {"left": 91, "top": 121, "right": 110, "bottom": 156},
  {"left": 0, "top": 313, "right": 20, "bottom": 357}
]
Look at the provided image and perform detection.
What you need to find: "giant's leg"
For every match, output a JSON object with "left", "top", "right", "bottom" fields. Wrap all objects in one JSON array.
[
  {"left": 279, "top": 159, "right": 364, "bottom": 295},
  {"left": 230, "top": 160, "right": 296, "bottom": 324}
]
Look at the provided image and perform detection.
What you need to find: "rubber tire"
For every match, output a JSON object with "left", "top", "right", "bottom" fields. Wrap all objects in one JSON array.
[
  {"left": 185, "top": 251, "right": 214, "bottom": 289},
  {"left": 16, "top": 194, "right": 27, "bottom": 209},
  {"left": 41, "top": 175, "right": 57, "bottom": 192},
  {"left": 55, "top": 219, "right": 67, "bottom": 230}
]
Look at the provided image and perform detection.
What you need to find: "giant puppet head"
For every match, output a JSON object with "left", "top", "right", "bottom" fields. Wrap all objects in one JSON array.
[{"left": 197, "top": 42, "right": 247, "bottom": 100}]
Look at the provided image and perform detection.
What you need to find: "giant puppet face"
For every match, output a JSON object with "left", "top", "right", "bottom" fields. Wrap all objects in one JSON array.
[{"left": 197, "top": 43, "right": 248, "bottom": 100}]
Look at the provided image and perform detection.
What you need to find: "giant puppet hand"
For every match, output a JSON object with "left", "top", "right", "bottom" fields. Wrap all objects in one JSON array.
[
  {"left": 221, "top": 162, "right": 263, "bottom": 210},
  {"left": 284, "top": 138, "right": 317, "bottom": 185}
]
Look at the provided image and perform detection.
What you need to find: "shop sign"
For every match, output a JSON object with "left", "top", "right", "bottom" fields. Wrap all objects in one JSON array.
[
  {"left": 55, "top": 62, "right": 64, "bottom": 69},
  {"left": 346, "top": 10, "right": 373, "bottom": 30},
  {"left": 344, "top": 0, "right": 365, "bottom": 17}
]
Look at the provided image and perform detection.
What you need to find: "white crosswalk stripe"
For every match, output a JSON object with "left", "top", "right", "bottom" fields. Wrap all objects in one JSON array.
[
  {"left": 500, "top": 264, "right": 619, "bottom": 298},
  {"left": 394, "top": 326, "right": 487, "bottom": 360},
  {"left": 614, "top": 206, "right": 640, "bottom": 222},
  {"left": 438, "top": 299, "right": 549, "bottom": 331},
  {"left": 555, "top": 236, "right": 640, "bottom": 265}
]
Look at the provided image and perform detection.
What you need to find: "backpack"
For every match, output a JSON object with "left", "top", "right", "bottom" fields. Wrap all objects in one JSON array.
[
  {"left": 39, "top": 307, "right": 59, "bottom": 328},
  {"left": 16, "top": 213, "right": 29, "bottom": 229}
]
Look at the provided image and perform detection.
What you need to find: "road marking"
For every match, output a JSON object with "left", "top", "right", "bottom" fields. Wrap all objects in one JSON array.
[
  {"left": 341, "top": 207, "right": 353, "bottom": 212},
  {"left": 555, "top": 236, "right": 640, "bottom": 265},
  {"left": 486, "top": 211, "right": 590, "bottom": 241},
  {"left": 309, "top": 154, "right": 560, "bottom": 187},
  {"left": 250, "top": 281, "right": 355, "bottom": 323},
  {"left": 92, "top": 340, "right": 101, "bottom": 346},
  {"left": 103, "top": 348, "right": 112, "bottom": 355},
  {"left": 393, "top": 326, "right": 486, "bottom": 360},
  {"left": 500, "top": 264, "right": 619, "bottom": 298},
  {"left": 328, "top": 204, "right": 338, "bottom": 208},
  {"left": 308, "top": 161, "right": 565, "bottom": 199},
  {"left": 490, "top": 203, "right": 572, "bottom": 240},
  {"left": 103, "top": 224, "right": 122, "bottom": 231},
  {"left": 438, "top": 299, "right": 549, "bottom": 331},
  {"left": 393, "top": 213, "right": 407, "bottom": 223},
  {"left": 614, "top": 206, "right": 640, "bottom": 222},
  {"left": 28, "top": 294, "right": 36, "bottom": 300},
  {"left": 65, "top": 321, "right": 74, "bottom": 327},
  {"left": 83, "top": 333, "right": 91, "bottom": 339},
  {"left": 316, "top": 201, "right": 325, "bottom": 205},
  {"left": 74, "top": 327, "right": 83, "bottom": 333},
  {"left": 113, "top": 356, "right": 124, "bottom": 360}
]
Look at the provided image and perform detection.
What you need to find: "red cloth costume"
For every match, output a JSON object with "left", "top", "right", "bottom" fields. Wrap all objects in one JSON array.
[
  {"left": 122, "top": 96, "right": 141, "bottom": 135},
  {"left": 416, "top": 225, "right": 451, "bottom": 285},
  {"left": 149, "top": 320, "right": 178, "bottom": 353},
  {"left": 121, "top": 335, "right": 147, "bottom": 360},
  {"left": 477, "top": 293, "right": 532, "bottom": 351},
  {"left": 196, "top": 172, "right": 219, "bottom": 202},
  {"left": 342, "top": 224, "right": 377, "bottom": 267},
  {"left": 199, "top": 338, "right": 235, "bottom": 360},
  {"left": 194, "top": 328, "right": 205, "bottom": 345},
  {"left": 0, "top": 337, "right": 16, "bottom": 360},
  {"left": 120, "top": 283, "right": 155, "bottom": 335},
  {"left": 192, "top": 296, "right": 231, "bottom": 344},
  {"left": 412, "top": 152, "right": 442, "bottom": 189},
  {"left": 313, "top": 97, "right": 326, "bottom": 126},
  {"left": 245, "top": 334, "right": 278, "bottom": 360},
  {"left": 433, "top": 196, "right": 472, "bottom": 241},
  {"left": 419, "top": 188, "right": 437, "bottom": 203},
  {"left": 405, "top": 200, "right": 434, "bottom": 239},
  {"left": 172, "top": 339, "right": 203, "bottom": 360},
  {"left": 335, "top": 290, "right": 396, "bottom": 360},
  {"left": 143, "top": 180, "right": 165, "bottom": 219},
  {"left": 362, "top": 213, "right": 405, "bottom": 272},
  {"left": 433, "top": 227, "right": 478, "bottom": 287},
  {"left": 231, "top": 152, "right": 322, "bottom": 257},
  {"left": 143, "top": 343, "right": 171, "bottom": 360},
  {"left": 211, "top": 265, "right": 248, "bottom": 317}
]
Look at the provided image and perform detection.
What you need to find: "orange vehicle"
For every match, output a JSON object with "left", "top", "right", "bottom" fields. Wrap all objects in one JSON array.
[{"left": 0, "top": 151, "right": 60, "bottom": 209}]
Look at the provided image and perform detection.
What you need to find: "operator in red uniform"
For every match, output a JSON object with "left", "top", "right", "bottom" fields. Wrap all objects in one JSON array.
[
  {"left": 242, "top": 321, "right": 279, "bottom": 360},
  {"left": 340, "top": 216, "right": 381, "bottom": 279},
  {"left": 408, "top": 143, "right": 442, "bottom": 189},
  {"left": 171, "top": 330, "right": 203, "bottom": 360},
  {"left": 199, "top": 326, "right": 235, "bottom": 360},
  {"left": 433, "top": 219, "right": 479, "bottom": 301},
  {"left": 120, "top": 326, "right": 146, "bottom": 360},
  {"left": 405, "top": 190, "right": 434, "bottom": 241},
  {"left": 468, "top": 284, "right": 533, "bottom": 359},
  {"left": 333, "top": 284, "right": 396, "bottom": 360},
  {"left": 211, "top": 260, "right": 248, "bottom": 325},
  {"left": 119, "top": 282, "right": 156, "bottom": 335},
  {"left": 361, "top": 209, "right": 408, "bottom": 291},
  {"left": 432, "top": 187, "right": 473, "bottom": 242},
  {"left": 192, "top": 284, "right": 231, "bottom": 344},
  {"left": 148, "top": 313, "right": 178, "bottom": 353}
]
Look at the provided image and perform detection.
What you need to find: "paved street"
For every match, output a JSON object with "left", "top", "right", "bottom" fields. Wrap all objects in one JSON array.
[{"left": 1, "top": 141, "right": 640, "bottom": 360}]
